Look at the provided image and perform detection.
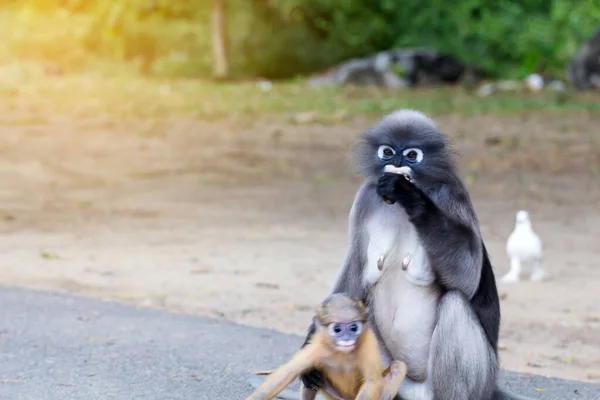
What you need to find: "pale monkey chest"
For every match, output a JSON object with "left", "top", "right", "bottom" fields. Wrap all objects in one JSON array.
[{"left": 363, "top": 210, "right": 439, "bottom": 379}]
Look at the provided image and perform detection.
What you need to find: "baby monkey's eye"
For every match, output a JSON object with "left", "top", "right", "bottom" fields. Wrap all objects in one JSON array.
[
  {"left": 377, "top": 145, "right": 396, "bottom": 160},
  {"left": 350, "top": 321, "right": 362, "bottom": 334},
  {"left": 328, "top": 323, "right": 342, "bottom": 336}
]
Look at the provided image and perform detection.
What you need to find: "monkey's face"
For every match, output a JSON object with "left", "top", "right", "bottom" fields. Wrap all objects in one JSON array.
[
  {"left": 317, "top": 293, "right": 367, "bottom": 352},
  {"left": 354, "top": 110, "right": 456, "bottom": 189},
  {"left": 326, "top": 320, "right": 364, "bottom": 353}
]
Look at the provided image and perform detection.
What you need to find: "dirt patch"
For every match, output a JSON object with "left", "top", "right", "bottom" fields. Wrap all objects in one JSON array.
[{"left": 0, "top": 111, "right": 599, "bottom": 383}]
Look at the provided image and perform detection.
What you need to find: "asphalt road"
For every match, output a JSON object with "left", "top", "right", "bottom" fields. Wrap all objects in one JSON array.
[{"left": 0, "top": 286, "right": 598, "bottom": 400}]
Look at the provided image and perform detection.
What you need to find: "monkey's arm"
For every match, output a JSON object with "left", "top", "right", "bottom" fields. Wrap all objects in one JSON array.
[
  {"left": 246, "top": 343, "right": 321, "bottom": 400},
  {"left": 329, "top": 182, "right": 372, "bottom": 298},
  {"left": 377, "top": 173, "right": 482, "bottom": 298},
  {"left": 355, "top": 330, "right": 384, "bottom": 400}
]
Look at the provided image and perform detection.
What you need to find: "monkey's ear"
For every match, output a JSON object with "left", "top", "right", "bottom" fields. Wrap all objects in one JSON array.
[
  {"left": 311, "top": 311, "right": 322, "bottom": 326},
  {"left": 355, "top": 299, "right": 367, "bottom": 310},
  {"left": 316, "top": 305, "right": 325, "bottom": 320}
]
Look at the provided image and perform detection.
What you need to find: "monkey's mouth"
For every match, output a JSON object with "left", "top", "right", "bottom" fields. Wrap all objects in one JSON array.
[
  {"left": 335, "top": 342, "right": 356, "bottom": 352},
  {"left": 383, "top": 165, "right": 413, "bottom": 182}
]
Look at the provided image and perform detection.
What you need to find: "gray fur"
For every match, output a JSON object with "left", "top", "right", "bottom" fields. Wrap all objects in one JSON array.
[
  {"left": 303, "top": 109, "right": 531, "bottom": 400},
  {"left": 567, "top": 27, "right": 600, "bottom": 91},
  {"left": 350, "top": 110, "right": 482, "bottom": 299},
  {"left": 430, "top": 291, "right": 497, "bottom": 400}
]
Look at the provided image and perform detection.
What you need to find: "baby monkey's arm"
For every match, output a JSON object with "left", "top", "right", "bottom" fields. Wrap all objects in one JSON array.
[
  {"left": 246, "top": 342, "right": 321, "bottom": 400},
  {"left": 355, "top": 330, "right": 407, "bottom": 400},
  {"left": 355, "top": 330, "right": 385, "bottom": 400}
]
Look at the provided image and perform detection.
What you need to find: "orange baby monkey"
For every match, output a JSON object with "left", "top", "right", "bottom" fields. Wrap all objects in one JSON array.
[{"left": 246, "top": 293, "right": 407, "bottom": 400}]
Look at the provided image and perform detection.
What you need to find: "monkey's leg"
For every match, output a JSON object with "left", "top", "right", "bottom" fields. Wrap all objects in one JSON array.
[
  {"left": 380, "top": 361, "right": 407, "bottom": 400},
  {"left": 529, "top": 260, "right": 546, "bottom": 282},
  {"left": 246, "top": 345, "right": 320, "bottom": 400},
  {"left": 299, "top": 385, "right": 317, "bottom": 400},
  {"left": 500, "top": 257, "right": 521, "bottom": 283},
  {"left": 398, "top": 291, "right": 497, "bottom": 400}
]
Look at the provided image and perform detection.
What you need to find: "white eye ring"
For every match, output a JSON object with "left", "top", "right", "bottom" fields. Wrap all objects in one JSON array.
[
  {"left": 402, "top": 148, "right": 424, "bottom": 163},
  {"left": 328, "top": 323, "right": 341, "bottom": 337},
  {"left": 349, "top": 321, "right": 363, "bottom": 335},
  {"left": 377, "top": 145, "right": 396, "bottom": 160}
]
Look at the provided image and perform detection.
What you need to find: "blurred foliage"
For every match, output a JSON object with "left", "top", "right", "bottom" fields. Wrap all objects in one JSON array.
[{"left": 1, "top": 0, "right": 599, "bottom": 79}]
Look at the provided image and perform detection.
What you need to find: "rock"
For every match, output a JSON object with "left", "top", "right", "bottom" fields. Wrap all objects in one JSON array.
[
  {"left": 307, "top": 48, "right": 482, "bottom": 89},
  {"left": 549, "top": 80, "right": 567, "bottom": 92},
  {"left": 566, "top": 27, "right": 600, "bottom": 90},
  {"left": 527, "top": 361, "right": 545, "bottom": 368},
  {"left": 525, "top": 74, "right": 544, "bottom": 92},
  {"left": 256, "top": 80, "right": 272, "bottom": 92},
  {"left": 477, "top": 83, "right": 495, "bottom": 97}
]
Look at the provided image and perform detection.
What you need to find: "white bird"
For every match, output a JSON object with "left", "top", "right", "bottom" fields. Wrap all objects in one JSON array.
[{"left": 501, "top": 210, "right": 545, "bottom": 283}]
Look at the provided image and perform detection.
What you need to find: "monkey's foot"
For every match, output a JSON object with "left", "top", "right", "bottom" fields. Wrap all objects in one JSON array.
[
  {"left": 391, "top": 360, "right": 407, "bottom": 376},
  {"left": 385, "top": 361, "right": 408, "bottom": 384},
  {"left": 530, "top": 269, "right": 548, "bottom": 282},
  {"left": 381, "top": 361, "right": 408, "bottom": 400},
  {"left": 500, "top": 273, "right": 520, "bottom": 283}
]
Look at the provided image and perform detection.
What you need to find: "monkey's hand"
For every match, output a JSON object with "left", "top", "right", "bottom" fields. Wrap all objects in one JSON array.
[{"left": 377, "top": 173, "right": 430, "bottom": 219}]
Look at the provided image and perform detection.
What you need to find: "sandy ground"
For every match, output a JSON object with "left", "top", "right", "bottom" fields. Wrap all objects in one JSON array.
[{"left": 0, "top": 109, "right": 599, "bottom": 384}]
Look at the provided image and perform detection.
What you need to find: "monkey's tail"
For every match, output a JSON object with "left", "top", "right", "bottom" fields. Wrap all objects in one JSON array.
[
  {"left": 493, "top": 386, "right": 536, "bottom": 400},
  {"left": 246, "top": 375, "right": 300, "bottom": 400}
]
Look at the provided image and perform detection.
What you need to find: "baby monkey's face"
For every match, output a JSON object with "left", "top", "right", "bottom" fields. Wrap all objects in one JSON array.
[{"left": 327, "top": 320, "right": 364, "bottom": 353}]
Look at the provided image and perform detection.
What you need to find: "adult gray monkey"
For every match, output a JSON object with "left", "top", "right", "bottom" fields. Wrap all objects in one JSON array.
[{"left": 299, "top": 110, "right": 533, "bottom": 400}]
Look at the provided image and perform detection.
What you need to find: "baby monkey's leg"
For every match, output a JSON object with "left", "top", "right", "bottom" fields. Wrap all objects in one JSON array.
[
  {"left": 380, "top": 361, "right": 408, "bottom": 400},
  {"left": 299, "top": 385, "right": 317, "bottom": 400}
]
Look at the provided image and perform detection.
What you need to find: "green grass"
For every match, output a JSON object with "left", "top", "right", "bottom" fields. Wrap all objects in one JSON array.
[{"left": 1, "top": 65, "right": 599, "bottom": 125}]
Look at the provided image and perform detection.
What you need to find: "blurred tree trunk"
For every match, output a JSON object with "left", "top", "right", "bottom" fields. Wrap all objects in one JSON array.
[{"left": 211, "top": 0, "right": 229, "bottom": 80}]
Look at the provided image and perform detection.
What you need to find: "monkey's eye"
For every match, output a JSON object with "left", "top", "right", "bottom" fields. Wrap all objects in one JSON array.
[
  {"left": 402, "top": 148, "right": 424, "bottom": 163},
  {"left": 328, "top": 324, "right": 342, "bottom": 336},
  {"left": 377, "top": 145, "right": 396, "bottom": 160},
  {"left": 349, "top": 321, "right": 363, "bottom": 334}
]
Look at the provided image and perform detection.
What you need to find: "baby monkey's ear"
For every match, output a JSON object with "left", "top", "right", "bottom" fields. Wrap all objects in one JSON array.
[{"left": 358, "top": 302, "right": 370, "bottom": 323}]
